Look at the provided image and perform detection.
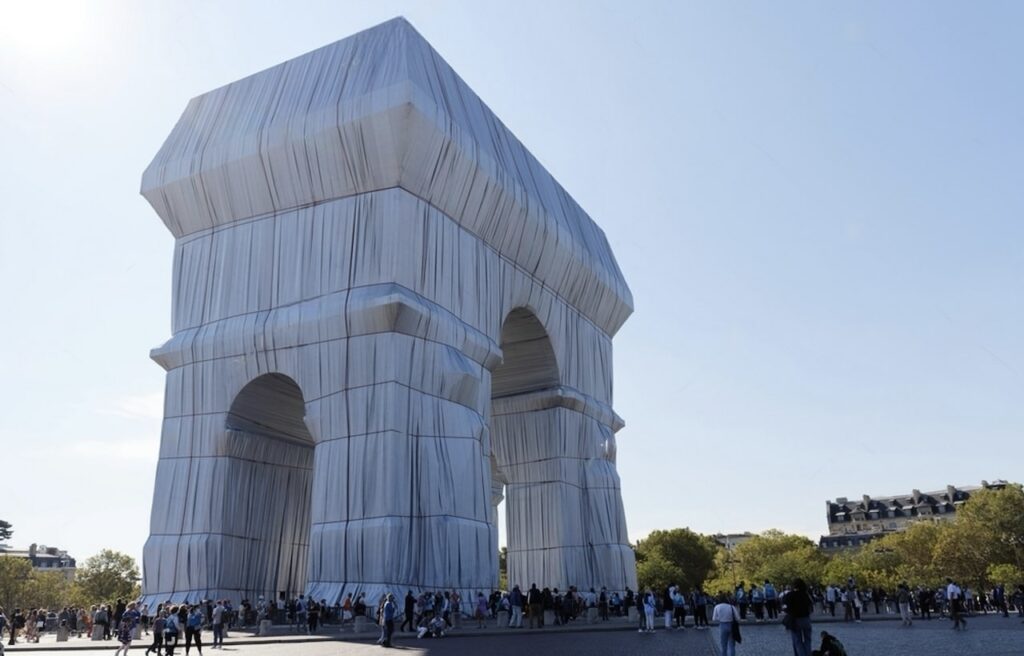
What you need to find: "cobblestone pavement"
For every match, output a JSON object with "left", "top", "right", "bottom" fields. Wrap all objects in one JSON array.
[{"left": 8, "top": 615, "right": 1023, "bottom": 656}]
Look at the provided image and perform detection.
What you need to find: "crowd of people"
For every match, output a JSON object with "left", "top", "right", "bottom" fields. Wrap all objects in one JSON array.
[{"left": 0, "top": 578, "right": 1021, "bottom": 652}]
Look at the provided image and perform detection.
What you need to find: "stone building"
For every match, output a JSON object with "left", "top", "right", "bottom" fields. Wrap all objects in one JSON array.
[
  {"left": 0, "top": 543, "right": 77, "bottom": 580},
  {"left": 819, "top": 480, "right": 1007, "bottom": 551},
  {"left": 713, "top": 532, "right": 755, "bottom": 551}
]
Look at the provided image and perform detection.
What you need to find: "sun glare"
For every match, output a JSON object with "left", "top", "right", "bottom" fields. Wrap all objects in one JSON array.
[{"left": 0, "top": 1, "right": 95, "bottom": 60}]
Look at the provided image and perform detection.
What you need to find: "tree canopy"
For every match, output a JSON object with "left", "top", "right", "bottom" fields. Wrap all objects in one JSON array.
[
  {"left": 70, "top": 549, "right": 140, "bottom": 606},
  {"left": 634, "top": 528, "right": 718, "bottom": 592},
  {"left": 633, "top": 483, "right": 1024, "bottom": 595},
  {"left": 0, "top": 520, "right": 13, "bottom": 542}
]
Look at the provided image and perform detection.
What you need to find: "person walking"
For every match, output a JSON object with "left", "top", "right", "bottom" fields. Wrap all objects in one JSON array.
[
  {"left": 399, "top": 591, "right": 416, "bottom": 633},
  {"left": 114, "top": 613, "right": 135, "bottom": 656},
  {"left": 145, "top": 611, "right": 165, "bottom": 655},
  {"left": 783, "top": 578, "right": 814, "bottom": 656},
  {"left": 712, "top": 594, "right": 740, "bottom": 656}
]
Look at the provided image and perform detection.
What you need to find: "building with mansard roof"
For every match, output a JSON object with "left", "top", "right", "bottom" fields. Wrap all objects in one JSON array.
[
  {"left": 0, "top": 543, "right": 77, "bottom": 580},
  {"left": 819, "top": 480, "right": 1008, "bottom": 552}
]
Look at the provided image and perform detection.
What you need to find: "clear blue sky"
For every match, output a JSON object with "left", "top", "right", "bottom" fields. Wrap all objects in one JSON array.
[{"left": 0, "top": 1, "right": 1020, "bottom": 567}]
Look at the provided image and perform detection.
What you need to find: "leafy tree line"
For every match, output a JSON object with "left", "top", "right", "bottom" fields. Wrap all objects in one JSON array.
[
  {"left": 0, "top": 548, "right": 140, "bottom": 611},
  {"left": 635, "top": 483, "right": 1024, "bottom": 594}
]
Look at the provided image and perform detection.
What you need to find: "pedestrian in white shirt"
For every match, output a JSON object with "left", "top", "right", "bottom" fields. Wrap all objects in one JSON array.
[
  {"left": 712, "top": 594, "right": 740, "bottom": 656},
  {"left": 946, "top": 578, "right": 966, "bottom": 631}
]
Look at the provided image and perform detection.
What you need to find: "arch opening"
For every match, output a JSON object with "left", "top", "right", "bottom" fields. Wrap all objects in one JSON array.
[
  {"left": 489, "top": 308, "right": 560, "bottom": 588},
  {"left": 225, "top": 373, "right": 314, "bottom": 603},
  {"left": 491, "top": 308, "right": 560, "bottom": 398},
  {"left": 227, "top": 373, "right": 313, "bottom": 446}
]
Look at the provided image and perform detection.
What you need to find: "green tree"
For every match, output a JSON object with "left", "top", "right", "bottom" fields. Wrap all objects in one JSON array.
[
  {"left": 0, "top": 520, "right": 12, "bottom": 542},
  {"left": 705, "top": 531, "right": 825, "bottom": 592},
  {"left": 876, "top": 521, "right": 945, "bottom": 586},
  {"left": 498, "top": 546, "right": 508, "bottom": 591},
  {"left": 0, "top": 556, "right": 32, "bottom": 610},
  {"left": 636, "top": 551, "right": 685, "bottom": 592},
  {"left": 23, "top": 570, "right": 71, "bottom": 610},
  {"left": 986, "top": 563, "right": 1024, "bottom": 588},
  {"left": 634, "top": 528, "right": 718, "bottom": 591},
  {"left": 933, "top": 521, "right": 991, "bottom": 588},
  {"left": 953, "top": 485, "right": 1024, "bottom": 574},
  {"left": 70, "top": 550, "right": 140, "bottom": 605}
]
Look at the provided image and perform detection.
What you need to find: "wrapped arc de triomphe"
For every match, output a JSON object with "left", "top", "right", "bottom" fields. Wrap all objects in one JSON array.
[{"left": 140, "top": 17, "right": 636, "bottom": 606}]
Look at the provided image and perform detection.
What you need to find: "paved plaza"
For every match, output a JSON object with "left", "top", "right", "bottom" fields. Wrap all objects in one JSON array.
[{"left": 7, "top": 615, "right": 1023, "bottom": 656}]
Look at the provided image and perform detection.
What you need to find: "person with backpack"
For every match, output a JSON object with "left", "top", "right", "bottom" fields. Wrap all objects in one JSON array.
[
  {"left": 184, "top": 605, "right": 204, "bottom": 656},
  {"left": 163, "top": 606, "right": 181, "bottom": 656},
  {"left": 144, "top": 610, "right": 165, "bottom": 655},
  {"left": 94, "top": 605, "right": 110, "bottom": 640}
]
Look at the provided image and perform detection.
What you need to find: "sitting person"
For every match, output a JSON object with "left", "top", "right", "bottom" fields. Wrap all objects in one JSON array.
[
  {"left": 416, "top": 615, "right": 446, "bottom": 639},
  {"left": 812, "top": 630, "right": 847, "bottom": 656}
]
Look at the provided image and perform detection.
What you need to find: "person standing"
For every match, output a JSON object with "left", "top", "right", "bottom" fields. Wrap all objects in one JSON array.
[
  {"left": 8, "top": 608, "right": 24, "bottom": 645},
  {"left": 782, "top": 578, "right": 814, "bottom": 656},
  {"left": 946, "top": 579, "right": 967, "bottom": 631},
  {"left": 527, "top": 584, "right": 543, "bottom": 628},
  {"left": 211, "top": 600, "right": 225, "bottom": 649},
  {"left": 307, "top": 598, "right": 319, "bottom": 634},
  {"left": 183, "top": 605, "right": 203, "bottom": 656},
  {"left": 474, "top": 592, "right": 487, "bottom": 628},
  {"left": 699, "top": 589, "right": 712, "bottom": 629},
  {"left": 508, "top": 585, "right": 523, "bottom": 628},
  {"left": 917, "top": 587, "right": 932, "bottom": 620},
  {"left": 643, "top": 589, "right": 656, "bottom": 633},
  {"left": 896, "top": 582, "right": 913, "bottom": 626},
  {"left": 381, "top": 594, "right": 396, "bottom": 648},
  {"left": 735, "top": 582, "right": 748, "bottom": 620},
  {"left": 711, "top": 594, "right": 740, "bottom": 656},
  {"left": 92, "top": 605, "right": 107, "bottom": 640},
  {"left": 764, "top": 580, "right": 779, "bottom": 619},
  {"left": 750, "top": 584, "right": 765, "bottom": 622},
  {"left": 114, "top": 599, "right": 127, "bottom": 636},
  {"left": 662, "top": 585, "right": 675, "bottom": 629},
  {"left": 163, "top": 606, "right": 181, "bottom": 656},
  {"left": 672, "top": 587, "right": 687, "bottom": 629},
  {"left": 293, "top": 595, "right": 307, "bottom": 634}
]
